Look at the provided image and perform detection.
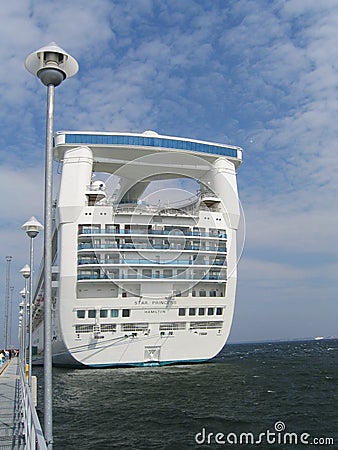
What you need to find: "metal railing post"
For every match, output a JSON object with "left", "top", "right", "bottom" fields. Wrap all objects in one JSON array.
[{"left": 18, "top": 357, "right": 47, "bottom": 450}]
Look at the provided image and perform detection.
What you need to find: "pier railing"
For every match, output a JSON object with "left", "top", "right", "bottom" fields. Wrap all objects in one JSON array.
[{"left": 18, "top": 360, "right": 47, "bottom": 450}]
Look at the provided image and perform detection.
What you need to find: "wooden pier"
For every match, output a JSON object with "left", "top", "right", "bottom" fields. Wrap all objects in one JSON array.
[{"left": 0, "top": 358, "right": 24, "bottom": 449}]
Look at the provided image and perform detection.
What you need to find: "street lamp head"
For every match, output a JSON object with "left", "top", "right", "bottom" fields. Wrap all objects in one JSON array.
[
  {"left": 21, "top": 216, "right": 44, "bottom": 239},
  {"left": 20, "top": 264, "right": 31, "bottom": 279},
  {"left": 25, "top": 42, "right": 79, "bottom": 87}
]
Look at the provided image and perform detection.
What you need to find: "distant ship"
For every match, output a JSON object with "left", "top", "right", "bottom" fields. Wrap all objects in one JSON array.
[
  {"left": 32, "top": 130, "right": 243, "bottom": 367},
  {"left": 314, "top": 336, "right": 324, "bottom": 340}
]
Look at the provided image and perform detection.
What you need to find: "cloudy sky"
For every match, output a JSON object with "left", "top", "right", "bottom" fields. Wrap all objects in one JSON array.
[{"left": 0, "top": 0, "right": 337, "bottom": 347}]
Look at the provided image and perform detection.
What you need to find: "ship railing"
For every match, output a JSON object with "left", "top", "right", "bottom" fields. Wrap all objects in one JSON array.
[
  {"left": 77, "top": 273, "right": 225, "bottom": 281},
  {"left": 18, "top": 359, "right": 47, "bottom": 450},
  {"left": 112, "top": 194, "right": 200, "bottom": 212},
  {"left": 200, "top": 191, "right": 219, "bottom": 200},
  {"left": 199, "top": 202, "right": 222, "bottom": 212},
  {"left": 77, "top": 258, "right": 226, "bottom": 266},
  {"left": 78, "top": 242, "right": 227, "bottom": 252},
  {"left": 113, "top": 205, "right": 199, "bottom": 216},
  {"left": 78, "top": 228, "right": 227, "bottom": 238}
]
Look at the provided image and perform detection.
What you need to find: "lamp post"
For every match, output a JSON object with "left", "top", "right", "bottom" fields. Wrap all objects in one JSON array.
[
  {"left": 18, "top": 301, "right": 24, "bottom": 360},
  {"left": 25, "top": 42, "right": 79, "bottom": 449},
  {"left": 20, "top": 266, "right": 31, "bottom": 375},
  {"left": 22, "top": 216, "right": 43, "bottom": 388},
  {"left": 9, "top": 286, "right": 14, "bottom": 350},
  {"left": 18, "top": 298, "right": 25, "bottom": 366},
  {"left": 3, "top": 256, "right": 12, "bottom": 350}
]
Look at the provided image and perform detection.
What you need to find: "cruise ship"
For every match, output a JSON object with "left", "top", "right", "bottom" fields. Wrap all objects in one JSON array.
[{"left": 32, "top": 130, "right": 243, "bottom": 367}]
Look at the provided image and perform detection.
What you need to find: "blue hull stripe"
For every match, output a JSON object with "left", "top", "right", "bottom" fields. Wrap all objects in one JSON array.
[{"left": 88, "top": 358, "right": 208, "bottom": 368}]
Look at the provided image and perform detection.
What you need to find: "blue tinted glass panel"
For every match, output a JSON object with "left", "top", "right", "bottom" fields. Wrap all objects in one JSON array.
[{"left": 64, "top": 134, "right": 239, "bottom": 158}]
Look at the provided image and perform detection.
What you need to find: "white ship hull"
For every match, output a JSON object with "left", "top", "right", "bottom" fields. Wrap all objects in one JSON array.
[{"left": 32, "top": 131, "right": 243, "bottom": 367}]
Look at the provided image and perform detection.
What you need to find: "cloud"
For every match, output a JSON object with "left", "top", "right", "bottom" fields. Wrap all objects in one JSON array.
[
  {"left": 0, "top": 165, "right": 44, "bottom": 220},
  {"left": 0, "top": 0, "right": 337, "bottom": 344}
]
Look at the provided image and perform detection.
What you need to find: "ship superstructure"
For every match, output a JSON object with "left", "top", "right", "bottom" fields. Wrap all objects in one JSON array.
[{"left": 32, "top": 130, "right": 243, "bottom": 367}]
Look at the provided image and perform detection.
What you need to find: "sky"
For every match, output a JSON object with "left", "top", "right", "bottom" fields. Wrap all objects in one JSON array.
[{"left": 0, "top": 0, "right": 337, "bottom": 347}]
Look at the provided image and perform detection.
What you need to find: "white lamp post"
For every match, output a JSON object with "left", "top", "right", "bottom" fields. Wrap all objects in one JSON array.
[
  {"left": 3, "top": 256, "right": 12, "bottom": 350},
  {"left": 9, "top": 286, "right": 14, "bottom": 351},
  {"left": 20, "top": 266, "right": 30, "bottom": 376},
  {"left": 18, "top": 299, "right": 24, "bottom": 366},
  {"left": 18, "top": 301, "right": 24, "bottom": 349},
  {"left": 25, "top": 42, "right": 79, "bottom": 450},
  {"left": 22, "top": 216, "right": 43, "bottom": 388}
]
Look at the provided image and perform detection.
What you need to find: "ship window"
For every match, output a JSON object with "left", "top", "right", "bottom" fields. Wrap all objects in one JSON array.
[
  {"left": 159, "top": 322, "right": 186, "bottom": 331},
  {"left": 218, "top": 230, "right": 227, "bottom": 238},
  {"left": 207, "top": 308, "right": 214, "bottom": 316},
  {"left": 105, "top": 254, "right": 119, "bottom": 263},
  {"left": 215, "top": 258, "right": 226, "bottom": 266},
  {"left": 121, "top": 323, "right": 148, "bottom": 332},
  {"left": 189, "top": 321, "right": 223, "bottom": 330},
  {"left": 192, "top": 290, "right": 196, "bottom": 297},
  {"left": 178, "top": 308, "right": 186, "bottom": 316},
  {"left": 77, "top": 310, "right": 85, "bottom": 319},
  {"left": 122, "top": 309, "right": 130, "bottom": 317},
  {"left": 142, "top": 269, "right": 152, "bottom": 278},
  {"left": 100, "top": 309, "right": 108, "bottom": 318},
  {"left": 209, "top": 228, "right": 218, "bottom": 237},
  {"left": 88, "top": 309, "right": 96, "bottom": 318},
  {"left": 110, "top": 309, "right": 119, "bottom": 318},
  {"left": 79, "top": 224, "right": 101, "bottom": 234},
  {"left": 200, "top": 290, "right": 206, "bottom": 297},
  {"left": 101, "top": 324, "right": 117, "bottom": 332},
  {"left": 198, "top": 308, "right": 205, "bottom": 316},
  {"left": 189, "top": 308, "right": 196, "bottom": 316},
  {"left": 216, "top": 308, "right": 223, "bottom": 315},
  {"left": 210, "top": 290, "right": 217, "bottom": 297},
  {"left": 105, "top": 224, "right": 119, "bottom": 233},
  {"left": 75, "top": 325, "right": 94, "bottom": 333}
]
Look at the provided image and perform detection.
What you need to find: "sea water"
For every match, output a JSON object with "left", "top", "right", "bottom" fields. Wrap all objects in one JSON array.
[{"left": 34, "top": 340, "right": 337, "bottom": 449}]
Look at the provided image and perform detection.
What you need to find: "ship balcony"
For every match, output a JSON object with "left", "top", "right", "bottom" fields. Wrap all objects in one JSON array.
[
  {"left": 77, "top": 242, "right": 227, "bottom": 253},
  {"left": 78, "top": 228, "right": 227, "bottom": 239},
  {"left": 113, "top": 202, "right": 200, "bottom": 217},
  {"left": 77, "top": 274, "right": 226, "bottom": 281},
  {"left": 77, "top": 258, "right": 227, "bottom": 267},
  {"left": 77, "top": 271, "right": 226, "bottom": 282}
]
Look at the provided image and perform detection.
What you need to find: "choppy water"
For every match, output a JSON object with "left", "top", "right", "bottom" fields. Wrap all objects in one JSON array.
[{"left": 34, "top": 340, "right": 338, "bottom": 449}]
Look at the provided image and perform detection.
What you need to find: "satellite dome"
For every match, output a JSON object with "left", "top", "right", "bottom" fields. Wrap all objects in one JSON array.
[
  {"left": 91, "top": 180, "right": 106, "bottom": 190},
  {"left": 142, "top": 130, "right": 159, "bottom": 136}
]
